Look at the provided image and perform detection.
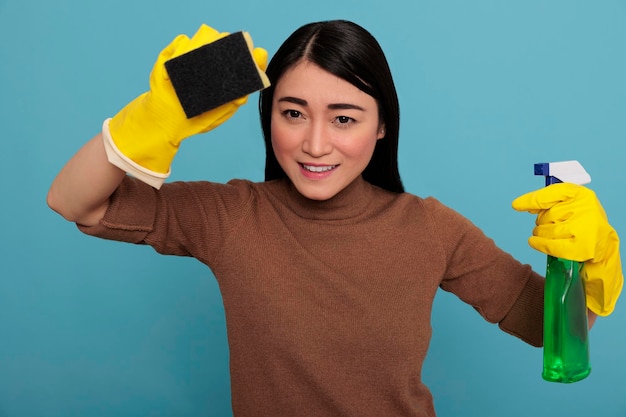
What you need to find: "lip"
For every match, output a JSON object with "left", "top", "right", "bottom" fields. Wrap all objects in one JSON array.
[{"left": 299, "top": 163, "right": 339, "bottom": 179}]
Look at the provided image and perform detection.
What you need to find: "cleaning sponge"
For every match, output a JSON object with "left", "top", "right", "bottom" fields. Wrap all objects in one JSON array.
[{"left": 165, "top": 31, "right": 270, "bottom": 118}]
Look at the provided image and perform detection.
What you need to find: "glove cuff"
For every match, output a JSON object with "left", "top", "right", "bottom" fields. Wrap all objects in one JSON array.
[{"left": 102, "top": 118, "right": 169, "bottom": 189}]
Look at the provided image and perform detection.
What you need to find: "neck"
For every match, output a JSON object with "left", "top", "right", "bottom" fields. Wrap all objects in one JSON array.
[{"left": 282, "top": 176, "right": 374, "bottom": 221}]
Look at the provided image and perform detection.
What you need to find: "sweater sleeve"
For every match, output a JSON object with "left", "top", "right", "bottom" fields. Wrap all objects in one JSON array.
[
  {"left": 77, "top": 176, "right": 255, "bottom": 267},
  {"left": 425, "top": 197, "right": 544, "bottom": 347},
  {"left": 498, "top": 273, "right": 544, "bottom": 347}
]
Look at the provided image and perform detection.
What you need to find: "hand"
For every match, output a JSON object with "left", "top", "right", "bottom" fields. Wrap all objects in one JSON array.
[
  {"left": 105, "top": 24, "right": 269, "bottom": 183},
  {"left": 513, "top": 183, "right": 623, "bottom": 316}
]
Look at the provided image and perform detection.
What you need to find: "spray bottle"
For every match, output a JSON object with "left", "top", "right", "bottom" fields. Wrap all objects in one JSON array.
[{"left": 534, "top": 161, "right": 591, "bottom": 383}]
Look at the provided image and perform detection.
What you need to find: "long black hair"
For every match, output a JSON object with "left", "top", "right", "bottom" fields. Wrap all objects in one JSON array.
[{"left": 259, "top": 20, "right": 404, "bottom": 193}]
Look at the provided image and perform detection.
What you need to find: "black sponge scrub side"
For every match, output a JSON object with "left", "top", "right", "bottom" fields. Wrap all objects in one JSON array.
[{"left": 165, "top": 31, "right": 270, "bottom": 119}]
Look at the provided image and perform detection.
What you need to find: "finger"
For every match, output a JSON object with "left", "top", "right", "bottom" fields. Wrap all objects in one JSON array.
[
  {"left": 159, "top": 34, "right": 190, "bottom": 62},
  {"left": 583, "top": 260, "right": 623, "bottom": 316},
  {"left": 253, "top": 47, "right": 269, "bottom": 71},
  {"left": 154, "top": 34, "right": 190, "bottom": 85},
  {"left": 195, "top": 23, "right": 221, "bottom": 39},
  {"left": 534, "top": 205, "right": 575, "bottom": 226},
  {"left": 532, "top": 223, "right": 575, "bottom": 240},
  {"left": 527, "top": 236, "right": 584, "bottom": 261},
  {"left": 512, "top": 183, "right": 578, "bottom": 212},
  {"left": 189, "top": 24, "right": 227, "bottom": 50},
  {"left": 582, "top": 272, "right": 609, "bottom": 315},
  {"left": 196, "top": 100, "right": 244, "bottom": 133},
  {"left": 233, "top": 95, "right": 249, "bottom": 106}
]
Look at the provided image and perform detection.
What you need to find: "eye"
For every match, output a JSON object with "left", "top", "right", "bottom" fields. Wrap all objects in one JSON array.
[
  {"left": 282, "top": 109, "right": 302, "bottom": 120},
  {"left": 333, "top": 116, "right": 355, "bottom": 127}
]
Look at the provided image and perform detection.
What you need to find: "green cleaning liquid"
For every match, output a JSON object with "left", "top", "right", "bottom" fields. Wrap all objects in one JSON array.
[{"left": 542, "top": 255, "right": 591, "bottom": 383}]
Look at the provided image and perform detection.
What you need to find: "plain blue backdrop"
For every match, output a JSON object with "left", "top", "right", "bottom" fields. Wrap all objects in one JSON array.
[{"left": 1, "top": 0, "right": 625, "bottom": 416}]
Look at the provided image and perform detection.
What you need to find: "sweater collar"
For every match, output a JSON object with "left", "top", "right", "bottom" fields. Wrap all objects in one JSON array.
[{"left": 280, "top": 176, "right": 375, "bottom": 221}]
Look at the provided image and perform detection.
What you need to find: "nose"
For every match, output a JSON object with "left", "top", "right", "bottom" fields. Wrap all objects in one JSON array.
[{"left": 302, "top": 123, "right": 333, "bottom": 157}]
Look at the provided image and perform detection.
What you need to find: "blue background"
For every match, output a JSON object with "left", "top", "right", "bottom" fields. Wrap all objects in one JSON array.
[{"left": 1, "top": 0, "right": 625, "bottom": 416}]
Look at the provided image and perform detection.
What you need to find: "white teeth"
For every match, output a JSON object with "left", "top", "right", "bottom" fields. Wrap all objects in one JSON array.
[{"left": 302, "top": 164, "right": 337, "bottom": 172}]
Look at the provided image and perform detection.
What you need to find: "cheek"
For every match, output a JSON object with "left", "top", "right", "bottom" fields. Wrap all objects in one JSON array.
[
  {"left": 339, "top": 133, "right": 379, "bottom": 162},
  {"left": 270, "top": 122, "right": 284, "bottom": 154},
  {"left": 270, "top": 120, "right": 295, "bottom": 162}
]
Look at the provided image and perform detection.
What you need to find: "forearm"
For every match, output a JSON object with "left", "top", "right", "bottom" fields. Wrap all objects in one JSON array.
[{"left": 47, "top": 133, "right": 126, "bottom": 226}]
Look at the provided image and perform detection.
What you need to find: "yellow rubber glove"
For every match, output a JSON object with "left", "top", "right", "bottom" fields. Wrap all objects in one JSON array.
[
  {"left": 103, "top": 24, "right": 269, "bottom": 188},
  {"left": 513, "top": 182, "right": 623, "bottom": 316}
]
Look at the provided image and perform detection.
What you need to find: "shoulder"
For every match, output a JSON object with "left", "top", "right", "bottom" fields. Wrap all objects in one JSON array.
[
  {"left": 378, "top": 187, "right": 464, "bottom": 218},
  {"left": 159, "top": 178, "right": 263, "bottom": 203},
  {"left": 382, "top": 189, "right": 479, "bottom": 235},
  {"left": 225, "top": 178, "right": 288, "bottom": 201},
  {"left": 153, "top": 178, "right": 297, "bottom": 215}
]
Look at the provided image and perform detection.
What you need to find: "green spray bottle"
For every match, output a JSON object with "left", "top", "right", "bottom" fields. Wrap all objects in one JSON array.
[{"left": 535, "top": 161, "right": 591, "bottom": 383}]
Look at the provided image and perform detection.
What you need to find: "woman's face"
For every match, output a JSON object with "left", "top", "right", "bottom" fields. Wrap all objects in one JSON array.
[{"left": 271, "top": 61, "right": 384, "bottom": 201}]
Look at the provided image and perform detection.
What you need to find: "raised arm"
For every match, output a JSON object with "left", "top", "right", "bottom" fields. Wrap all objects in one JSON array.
[
  {"left": 47, "top": 132, "right": 125, "bottom": 226},
  {"left": 47, "top": 24, "right": 269, "bottom": 227}
]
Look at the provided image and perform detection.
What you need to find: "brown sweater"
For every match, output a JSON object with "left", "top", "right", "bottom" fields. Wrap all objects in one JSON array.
[{"left": 79, "top": 175, "right": 544, "bottom": 417}]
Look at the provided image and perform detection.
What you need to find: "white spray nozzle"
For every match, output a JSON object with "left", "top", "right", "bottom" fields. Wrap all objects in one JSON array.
[{"left": 534, "top": 160, "right": 591, "bottom": 185}]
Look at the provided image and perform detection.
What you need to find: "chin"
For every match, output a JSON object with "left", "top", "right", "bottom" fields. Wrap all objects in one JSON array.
[
  {"left": 294, "top": 184, "right": 339, "bottom": 201},
  {"left": 301, "top": 190, "right": 336, "bottom": 201}
]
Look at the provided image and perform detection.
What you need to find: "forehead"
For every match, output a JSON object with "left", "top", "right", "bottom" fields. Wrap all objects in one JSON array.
[{"left": 274, "top": 61, "right": 376, "bottom": 107}]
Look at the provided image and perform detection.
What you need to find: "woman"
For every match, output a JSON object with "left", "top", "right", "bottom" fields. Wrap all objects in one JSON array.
[{"left": 48, "top": 20, "right": 621, "bottom": 417}]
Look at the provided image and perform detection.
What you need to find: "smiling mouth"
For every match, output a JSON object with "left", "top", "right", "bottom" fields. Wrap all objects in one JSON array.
[{"left": 300, "top": 164, "right": 338, "bottom": 173}]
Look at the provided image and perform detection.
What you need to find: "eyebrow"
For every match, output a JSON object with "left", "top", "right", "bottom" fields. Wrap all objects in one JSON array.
[{"left": 277, "top": 96, "right": 365, "bottom": 111}]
